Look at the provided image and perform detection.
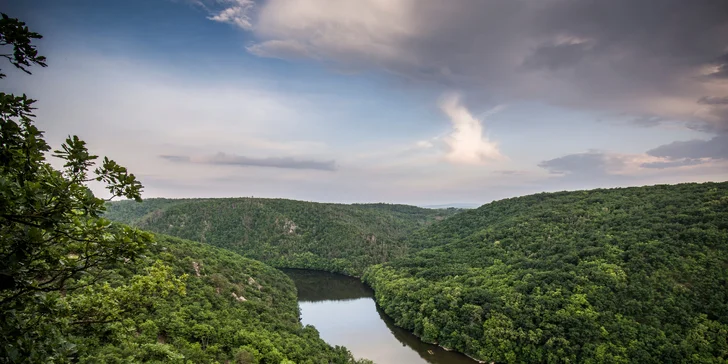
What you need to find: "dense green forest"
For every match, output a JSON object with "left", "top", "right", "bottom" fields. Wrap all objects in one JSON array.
[
  {"left": 6, "top": 232, "right": 369, "bottom": 363},
  {"left": 364, "top": 182, "right": 728, "bottom": 363},
  {"left": 107, "top": 183, "right": 728, "bottom": 363},
  {"left": 74, "top": 234, "right": 370, "bottom": 363},
  {"left": 105, "top": 198, "right": 459, "bottom": 276}
]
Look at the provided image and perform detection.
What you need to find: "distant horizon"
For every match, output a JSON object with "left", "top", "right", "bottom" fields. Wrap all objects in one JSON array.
[{"left": 110, "top": 180, "right": 728, "bottom": 208}]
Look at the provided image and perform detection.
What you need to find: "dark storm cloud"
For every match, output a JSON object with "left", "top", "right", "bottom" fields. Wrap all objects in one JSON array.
[
  {"left": 160, "top": 153, "right": 337, "bottom": 171},
  {"left": 646, "top": 136, "right": 728, "bottom": 160},
  {"left": 242, "top": 0, "right": 728, "bottom": 131}
]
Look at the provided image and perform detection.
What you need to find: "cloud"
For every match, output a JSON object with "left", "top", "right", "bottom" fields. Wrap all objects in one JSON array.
[
  {"left": 201, "top": 0, "right": 728, "bottom": 133},
  {"left": 703, "top": 53, "right": 728, "bottom": 79},
  {"left": 540, "top": 137, "right": 728, "bottom": 176},
  {"left": 538, "top": 151, "right": 617, "bottom": 176},
  {"left": 697, "top": 96, "right": 728, "bottom": 105},
  {"left": 159, "top": 155, "right": 191, "bottom": 163},
  {"left": 646, "top": 135, "right": 728, "bottom": 160},
  {"left": 522, "top": 42, "right": 592, "bottom": 71},
  {"left": 640, "top": 159, "right": 703, "bottom": 169},
  {"left": 439, "top": 93, "right": 504, "bottom": 164},
  {"left": 495, "top": 170, "right": 528, "bottom": 175},
  {"left": 161, "top": 153, "right": 337, "bottom": 171},
  {"left": 206, "top": 0, "right": 255, "bottom": 30},
  {"left": 535, "top": 149, "right": 728, "bottom": 196},
  {"left": 631, "top": 115, "right": 666, "bottom": 128}
]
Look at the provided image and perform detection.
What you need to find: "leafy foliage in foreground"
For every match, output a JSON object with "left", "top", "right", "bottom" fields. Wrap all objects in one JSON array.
[
  {"left": 105, "top": 198, "right": 459, "bottom": 275},
  {"left": 364, "top": 182, "right": 728, "bottom": 363},
  {"left": 1, "top": 12, "right": 153, "bottom": 361}
]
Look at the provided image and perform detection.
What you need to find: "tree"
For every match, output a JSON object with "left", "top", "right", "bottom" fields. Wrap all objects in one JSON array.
[{"left": 0, "top": 13, "right": 152, "bottom": 360}]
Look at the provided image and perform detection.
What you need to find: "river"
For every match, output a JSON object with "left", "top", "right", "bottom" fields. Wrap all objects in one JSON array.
[{"left": 283, "top": 269, "right": 477, "bottom": 364}]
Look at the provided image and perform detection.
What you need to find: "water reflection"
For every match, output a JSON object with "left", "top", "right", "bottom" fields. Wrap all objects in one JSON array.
[
  {"left": 283, "top": 269, "right": 476, "bottom": 364},
  {"left": 287, "top": 269, "right": 374, "bottom": 302}
]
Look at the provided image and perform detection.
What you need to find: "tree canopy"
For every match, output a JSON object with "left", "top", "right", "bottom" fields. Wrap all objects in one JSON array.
[
  {"left": 107, "top": 181, "right": 728, "bottom": 363},
  {"left": 105, "top": 198, "right": 460, "bottom": 276},
  {"left": 365, "top": 183, "right": 728, "bottom": 363}
]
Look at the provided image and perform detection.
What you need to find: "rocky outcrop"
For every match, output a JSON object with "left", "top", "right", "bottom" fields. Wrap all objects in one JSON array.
[
  {"left": 248, "top": 276, "right": 262, "bottom": 290},
  {"left": 231, "top": 292, "right": 246, "bottom": 302}
]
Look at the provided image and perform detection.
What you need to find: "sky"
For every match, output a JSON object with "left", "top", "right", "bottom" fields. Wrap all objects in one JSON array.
[{"left": 2, "top": 0, "right": 727, "bottom": 206}]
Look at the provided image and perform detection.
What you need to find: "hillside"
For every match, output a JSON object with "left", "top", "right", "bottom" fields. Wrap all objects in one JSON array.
[
  {"left": 104, "top": 183, "right": 728, "bottom": 363},
  {"left": 105, "top": 198, "right": 460, "bottom": 275},
  {"left": 73, "top": 234, "right": 369, "bottom": 363},
  {"left": 364, "top": 182, "right": 728, "bottom": 363}
]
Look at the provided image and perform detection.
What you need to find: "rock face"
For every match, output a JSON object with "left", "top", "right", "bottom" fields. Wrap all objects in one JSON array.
[
  {"left": 284, "top": 220, "right": 297, "bottom": 234},
  {"left": 365, "top": 234, "right": 377, "bottom": 244},
  {"left": 192, "top": 261, "right": 201, "bottom": 277},
  {"left": 248, "top": 276, "right": 263, "bottom": 290},
  {"left": 231, "top": 292, "right": 247, "bottom": 302}
]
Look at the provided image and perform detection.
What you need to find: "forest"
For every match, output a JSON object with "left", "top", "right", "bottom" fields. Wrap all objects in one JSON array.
[
  {"left": 104, "top": 198, "right": 459, "bottom": 276},
  {"left": 109, "top": 183, "right": 728, "bottom": 363},
  {"left": 364, "top": 183, "right": 728, "bottom": 363},
  {"left": 20, "top": 234, "right": 370, "bottom": 363}
]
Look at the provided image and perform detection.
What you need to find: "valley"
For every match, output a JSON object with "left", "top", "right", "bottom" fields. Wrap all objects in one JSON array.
[{"left": 105, "top": 182, "right": 728, "bottom": 363}]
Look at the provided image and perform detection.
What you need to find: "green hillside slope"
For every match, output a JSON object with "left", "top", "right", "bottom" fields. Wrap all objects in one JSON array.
[
  {"left": 364, "top": 182, "right": 728, "bottom": 363},
  {"left": 75, "top": 234, "right": 368, "bottom": 363},
  {"left": 105, "top": 198, "right": 459, "bottom": 275}
]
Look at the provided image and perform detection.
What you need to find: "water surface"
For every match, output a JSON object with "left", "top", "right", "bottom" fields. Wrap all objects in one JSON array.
[{"left": 283, "top": 269, "right": 476, "bottom": 364}]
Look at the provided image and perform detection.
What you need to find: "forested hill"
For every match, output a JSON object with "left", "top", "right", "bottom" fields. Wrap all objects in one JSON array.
[
  {"left": 104, "top": 183, "right": 728, "bottom": 363},
  {"left": 364, "top": 182, "right": 728, "bottom": 363},
  {"left": 74, "top": 234, "right": 368, "bottom": 363},
  {"left": 105, "top": 198, "right": 460, "bottom": 275}
]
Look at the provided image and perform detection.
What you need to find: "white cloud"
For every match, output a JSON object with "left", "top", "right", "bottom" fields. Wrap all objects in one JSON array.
[
  {"left": 207, "top": 0, "right": 255, "bottom": 30},
  {"left": 245, "top": 0, "right": 418, "bottom": 68},
  {"left": 439, "top": 93, "right": 504, "bottom": 164}
]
